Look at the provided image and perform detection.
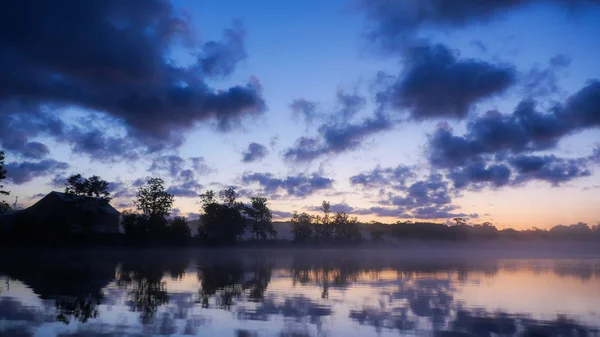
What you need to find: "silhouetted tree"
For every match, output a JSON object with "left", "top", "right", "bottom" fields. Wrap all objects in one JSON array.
[
  {"left": 0, "top": 151, "right": 10, "bottom": 213},
  {"left": 135, "top": 178, "right": 174, "bottom": 218},
  {"left": 245, "top": 196, "right": 276, "bottom": 240},
  {"left": 291, "top": 212, "right": 313, "bottom": 243},
  {"left": 199, "top": 188, "right": 246, "bottom": 244},
  {"left": 168, "top": 216, "right": 191, "bottom": 243},
  {"left": 65, "top": 174, "right": 111, "bottom": 202},
  {"left": 332, "top": 212, "right": 362, "bottom": 242},
  {"left": 314, "top": 201, "right": 334, "bottom": 241}
]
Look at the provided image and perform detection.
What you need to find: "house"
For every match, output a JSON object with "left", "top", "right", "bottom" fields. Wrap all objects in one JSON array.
[{"left": 14, "top": 191, "right": 120, "bottom": 234}]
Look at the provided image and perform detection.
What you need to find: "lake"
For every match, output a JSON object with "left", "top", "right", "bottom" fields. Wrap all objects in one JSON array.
[{"left": 1, "top": 246, "right": 599, "bottom": 336}]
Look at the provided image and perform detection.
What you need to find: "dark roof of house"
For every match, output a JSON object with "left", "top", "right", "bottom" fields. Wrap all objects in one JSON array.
[{"left": 42, "top": 191, "right": 120, "bottom": 215}]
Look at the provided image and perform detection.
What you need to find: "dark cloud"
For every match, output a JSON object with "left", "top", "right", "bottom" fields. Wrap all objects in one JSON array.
[
  {"left": 242, "top": 143, "right": 268, "bottom": 163},
  {"left": 509, "top": 154, "right": 591, "bottom": 186},
  {"left": 290, "top": 98, "right": 319, "bottom": 126},
  {"left": 5, "top": 160, "right": 69, "bottom": 184},
  {"left": 383, "top": 174, "right": 454, "bottom": 209},
  {"left": 0, "top": 0, "right": 265, "bottom": 161},
  {"left": 427, "top": 81, "right": 600, "bottom": 189},
  {"left": 68, "top": 128, "right": 140, "bottom": 162},
  {"left": 359, "top": 0, "right": 598, "bottom": 52},
  {"left": 448, "top": 161, "right": 512, "bottom": 189},
  {"left": 376, "top": 43, "right": 516, "bottom": 120},
  {"left": 284, "top": 113, "right": 392, "bottom": 162},
  {"left": 350, "top": 165, "right": 414, "bottom": 189},
  {"left": 241, "top": 172, "right": 334, "bottom": 198}
]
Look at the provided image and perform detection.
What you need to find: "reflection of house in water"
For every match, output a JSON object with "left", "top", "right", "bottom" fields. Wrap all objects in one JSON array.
[
  {"left": 0, "top": 253, "right": 118, "bottom": 323},
  {"left": 14, "top": 191, "right": 120, "bottom": 234}
]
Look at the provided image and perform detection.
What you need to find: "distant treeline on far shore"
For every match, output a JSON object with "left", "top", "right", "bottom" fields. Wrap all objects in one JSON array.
[{"left": 1, "top": 168, "right": 599, "bottom": 246}]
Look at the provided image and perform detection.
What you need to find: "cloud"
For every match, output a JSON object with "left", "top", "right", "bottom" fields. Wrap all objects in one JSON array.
[
  {"left": 149, "top": 155, "right": 211, "bottom": 177},
  {"left": 241, "top": 172, "right": 334, "bottom": 198},
  {"left": 426, "top": 81, "right": 600, "bottom": 189},
  {"left": 290, "top": 98, "right": 319, "bottom": 126},
  {"left": 5, "top": 160, "right": 69, "bottom": 184},
  {"left": 349, "top": 168, "right": 469, "bottom": 220},
  {"left": 271, "top": 210, "right": 293, "bottom": 219},
  {"left": 285, "top": 88, "right": 392, "bottom": 162},
  {"left": 0, "top": 1, "right": 265, "bottom": 161},
  {"left": 242, "top": 143, "right": 268, "bottom": 163},
  {"left": 336, "top": 90, "right": 367, "bottom": 122},
  {"left": 149, "top": 155, "right": 187, "bottom": 177},
  {"left": 522, "top": 54, "right": 571, "bottom": 98},
  {"left": 448, "top": 161, "right": 512, "bottom": 189},
  {"left": 350, "top": 165, "right": 414, "bottom": 189},
  {"left": 284, "top": 113, "right": 392, "bottom": 162},
  {"left": 359, "top": 0, "right": 598, "bottom": 52},
  {"left": 376, "top": 42, "right": 516, "bottom": 120},
  {"left": 383, "top": 174, "right": 454, "bottom": 208},
  {"left": 28, "top": 193, "right": 46, "bottom": 200},
  {"left": 509, "top": 154, "right": 591, "bottom": 186},
  {"left": 147, "top": 155, "right": 208, "bottom": 197}
]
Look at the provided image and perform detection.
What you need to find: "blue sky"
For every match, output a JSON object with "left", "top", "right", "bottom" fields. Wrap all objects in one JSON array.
[{"left": 1, "top": 0, "right": 599, "bottom": 229}]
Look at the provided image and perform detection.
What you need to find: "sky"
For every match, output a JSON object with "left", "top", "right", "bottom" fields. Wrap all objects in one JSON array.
[{"left": 0, "top": 0, "right": 599, "bottom": 229}]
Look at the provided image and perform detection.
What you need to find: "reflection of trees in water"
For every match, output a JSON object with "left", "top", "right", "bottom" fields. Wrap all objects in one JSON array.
[
  {"left": 117, "top": 263, "right": 169, "bottom": 322},
  {"left": 349, "top": 269, "right": 600, "bottom": 336},
  {"left": 196, "top": 259, "right": 273, "bottom": 309},
  {"left": 55, "top": 294, "right": 103, "bottom": 324},
  {"left": 291, "top": 259, "right": 363, "bottom": 299}
]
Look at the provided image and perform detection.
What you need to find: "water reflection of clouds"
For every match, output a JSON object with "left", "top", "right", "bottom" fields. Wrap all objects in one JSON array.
[{"left": 1, "top": 252, "right": 600, "bottom": 336}]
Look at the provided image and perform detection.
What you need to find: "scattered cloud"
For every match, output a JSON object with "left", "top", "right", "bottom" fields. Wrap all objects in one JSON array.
[
  {"left": 284, "top": 113, "right": 392, "bottom": 162},
  {"left": 242, "top": 143, "right": 268, "bottom": 163},
  {"left": 290, "top": 98, "right": 320, "bottom": 126},
  {"left": 241, "top": 172, "right": 334, "bottom": 198},
  {"left": 5, "top": 160, "right": 69, "bottom": 185},
  {"left": 350, "top": 165, "right": 415, "bottom": 189}
]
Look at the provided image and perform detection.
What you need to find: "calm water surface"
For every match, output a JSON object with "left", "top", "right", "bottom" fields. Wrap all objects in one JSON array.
[{"left": 1, "top": 248, "right": 599, "bottom": 336}]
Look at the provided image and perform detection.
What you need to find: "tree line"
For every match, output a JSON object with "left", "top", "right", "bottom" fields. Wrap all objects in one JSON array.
[{"left": 1, "top": 150, "right": 599, "bottom": 245}]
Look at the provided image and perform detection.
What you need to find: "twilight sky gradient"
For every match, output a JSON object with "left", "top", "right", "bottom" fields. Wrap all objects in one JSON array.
[{"left": 1, "top": 0, "right": 599, "bottom": 229}]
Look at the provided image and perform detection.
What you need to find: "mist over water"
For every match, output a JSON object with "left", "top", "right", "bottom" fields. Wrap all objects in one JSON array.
[{"left": 1, "top": 247, "right": 600, "bottom": 336}]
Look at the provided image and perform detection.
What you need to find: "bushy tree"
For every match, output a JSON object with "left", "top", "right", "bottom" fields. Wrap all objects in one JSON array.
[
  {"left": 291, "top": 212, "right": 313, "bottom": 243},
  {"left": 0, "top": 151, "right": 10, "bottom": 213},
  {"left": 168, "top": 216, "right": 191, "bottom": 242},
  {"left": 245, "top": 196, "right": 276, "bottom": 240},
  {"left": 313, "top": 201, "right": 334, "bottom": 241},
  {"left": 199, "top": 188, "right": 246, "bottom": 244},
  {"left": 135, "top": 178, "right": 174, "bottom": 218},
  {"left": 65, "top": 174, "right": 111, "bottom": 202},
  {"left": 332, "top": 212, "right": 362, "bottom": 243}
]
